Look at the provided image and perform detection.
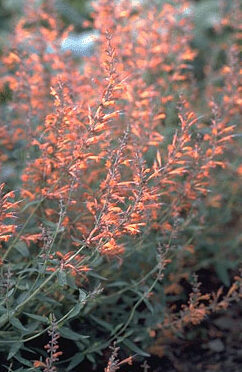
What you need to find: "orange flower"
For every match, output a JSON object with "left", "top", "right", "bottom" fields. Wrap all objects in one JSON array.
[{"left": 33, "top": 360, "right": 46, "bottom": 368}]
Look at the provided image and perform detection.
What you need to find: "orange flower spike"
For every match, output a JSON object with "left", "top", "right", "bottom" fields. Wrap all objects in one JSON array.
[
  {"left": 0, "top": 184, "right": 19, "bottom": 245},
  {"left": 33, "top": 360, "right": 46, "bottom": 368}
]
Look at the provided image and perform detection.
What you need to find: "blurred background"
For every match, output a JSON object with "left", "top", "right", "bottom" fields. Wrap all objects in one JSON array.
[{"left": 0, "top": 0, "right": 232, "bottom": 63}]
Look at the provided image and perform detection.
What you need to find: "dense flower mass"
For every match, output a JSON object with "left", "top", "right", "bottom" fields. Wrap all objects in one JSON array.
[
  {"left": 2, "top": 0, "right": 235, "bottom": 258},
  {"left": 0, "top": 0, "right": 241, "bottom": 370}
]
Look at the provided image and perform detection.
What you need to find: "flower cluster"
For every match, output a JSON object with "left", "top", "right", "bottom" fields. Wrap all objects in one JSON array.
[
  {"left": 2, "top": 0, "right": 234, "bottom": 260},
  {"left": 0, "top": 184, "right": 18, "bottom": 248},
  {"left": 0, "top": 0, "right": 240, "bottom": 370}
]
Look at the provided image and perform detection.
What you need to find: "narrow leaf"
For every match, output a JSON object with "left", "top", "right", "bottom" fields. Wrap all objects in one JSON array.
[
  {"left": 10, "top": 317, "right": 28, "bottom": 332},
  {"left": 123, "top": 339, "right": 150, "bottom": 357},
  {"left": 60, "top": 326, "right": 89, "bottom": 341},
  {"left": 67, "top": 352, "right": 84, "bottom": 371}
]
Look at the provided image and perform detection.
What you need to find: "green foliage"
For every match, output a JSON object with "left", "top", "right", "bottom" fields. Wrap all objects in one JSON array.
[{"left": 0, "top": 0, "right": 241, "bottom": 371}]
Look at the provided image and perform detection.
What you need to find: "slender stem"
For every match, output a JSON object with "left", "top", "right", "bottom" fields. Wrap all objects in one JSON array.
[
  {"left": 114, "top": 266, "right": 162, "bottom": 340},
  {"left": 81, "top": 265, "right": 162, "bottom": 357},
  {"left": 0, "top": 297, "right": 85, "bottom": 344},
  {"left": 15, "top": 270, "right": 58, "bottom": 313},
  {"left": 98, "top": 264, "right": 159, "bottom": 301},
  {"left": 2, "top": 200, "right": 44, "bottom": 261}
]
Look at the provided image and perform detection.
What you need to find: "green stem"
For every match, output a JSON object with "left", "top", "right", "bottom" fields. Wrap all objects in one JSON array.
[
  {"left": 0, "top": 297, "right": 84, "bottom": 344},
  {"left": 2, "top": 200, "right": 44, "bottom": 261},
  {"left": 114, "top": 266, "right": 162, "bottom": 340},
  {"left": 15, "top": 269, "right": 59, "bottom": 313}
]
